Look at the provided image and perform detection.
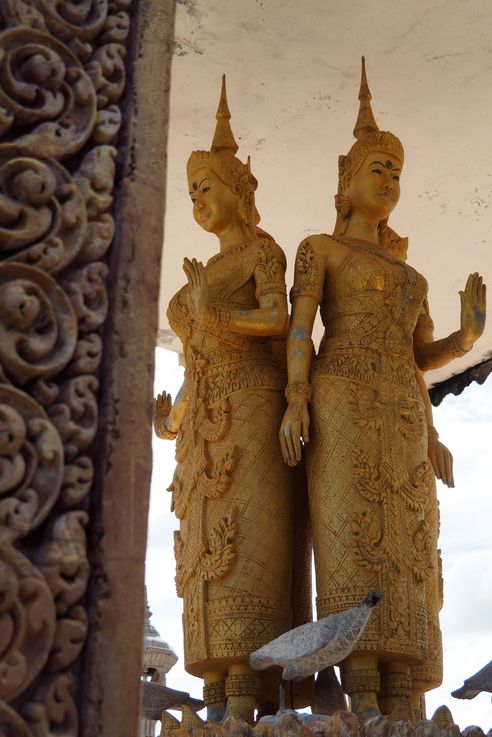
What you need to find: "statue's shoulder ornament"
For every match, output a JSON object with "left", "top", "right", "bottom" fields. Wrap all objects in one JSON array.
[
  {"left": 291, "top": 234, "right": 332, "bottom": 303},
  {"left": 254, "top": 237, "right": 287, "bottom": 298}
]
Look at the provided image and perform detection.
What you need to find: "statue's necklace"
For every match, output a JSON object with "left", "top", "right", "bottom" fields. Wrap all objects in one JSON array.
[
  {"left": 207, "top": 240, "right": 252, "bottom": 267},
  {"left": 330, "top": 234, "right": 404, "bottom": 268}
]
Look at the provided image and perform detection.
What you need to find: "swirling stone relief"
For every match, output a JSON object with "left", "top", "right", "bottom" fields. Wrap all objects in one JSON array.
[
  {"left": 0, "top": 146, "right": 87, "bottom": 273},
  {"left": 21, "top": 673, "right": 78, "bottom": 736},
  {"left": 0, "top": 29, "right": 97, "bottom": 158},
  {"left": 34, "top": 511, "right": 90, "bottom": 615},
  {"left": 0, "top": 385, "right": 63, "bottom": 541},
  {"left": 0, "top": 263, "right": 77, "bottom": 384},
  {"left": 0, "top": 0, "right": 133, "bottom": 732},
  {"left": 0, "top": 546, "right": 56, "bottom": 701},
  {"left": 0, "top": 702, "right": 33, "bottom": 737},
  {"left": 26, "top": 0, "right": 108, "bottom": 43},
  {"left": 73, "top": 146, "right": 116, "bottom": 263}
]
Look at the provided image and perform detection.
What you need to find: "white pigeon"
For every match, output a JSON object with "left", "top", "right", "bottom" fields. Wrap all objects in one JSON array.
[{"left": 250, "top": 590, "right": 381, "bottom": 682}]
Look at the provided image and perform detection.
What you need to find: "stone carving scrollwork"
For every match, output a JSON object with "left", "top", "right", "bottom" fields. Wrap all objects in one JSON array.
[
  {"left": 0, "top": 702, "right": 33, "bottom": 737},
  {"left": 0, "top": 547, "right": 56, "bottom": 701},
  {"left": 0, "top": 263, "right": 77, "bottom": 384},
  {"left": 21, "top": 673, "right": 78, "bottom": 737},
  {"left": 0, "top": 0, "right": 134, "bottom": 731},
  {"left": 0, "top": 385, "right": 64, "bottom": 540},
  {"left": 0, "top": 29, "right": 97, "bottom": 158},
  {"left": 0, "top": 146, "right": 87, "bottom": 273}
]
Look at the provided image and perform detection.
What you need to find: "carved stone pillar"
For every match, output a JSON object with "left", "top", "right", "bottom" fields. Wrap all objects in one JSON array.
[{"left": 0, "top": 1, "right": 175, "bottom": 735}]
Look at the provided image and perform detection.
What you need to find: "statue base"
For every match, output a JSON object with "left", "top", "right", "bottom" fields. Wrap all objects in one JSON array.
[{"left": 159, "top": 708, "right": 489, "bottom": 737}]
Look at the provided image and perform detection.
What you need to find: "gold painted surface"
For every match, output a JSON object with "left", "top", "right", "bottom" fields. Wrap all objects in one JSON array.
[
  {"left": 155, "top": 78, "right": 302, "bottom": 720},
  {"left": 280, "top": 59, "right": 486, "bottom": 720}
]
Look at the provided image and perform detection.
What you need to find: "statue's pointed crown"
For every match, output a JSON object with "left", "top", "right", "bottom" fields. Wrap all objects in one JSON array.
[
  {"left": 187, "top": 75, "right": 256, "bottom": 187},
  {"left": 335, "top": 59, "right": 406, "bottom": 248},
  {"left": 340, "top": 57, "right": 404, "bottom": 178},
  {"left": 353, "top": 56, "right": 379, "bottom": 140},
  {"left": 187, "top": 75, "right": 259, "bottom": 226},
  {"left": 211, "top": 75, "right": 239, "bottom": 155}
]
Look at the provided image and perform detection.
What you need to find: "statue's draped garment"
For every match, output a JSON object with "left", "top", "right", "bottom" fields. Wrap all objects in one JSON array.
[
  {"left": 167, "top": 237, "right": 294, "bottom": 676},
  {"left": 293, "top": 237, "right": 442, "bottom": 690}
]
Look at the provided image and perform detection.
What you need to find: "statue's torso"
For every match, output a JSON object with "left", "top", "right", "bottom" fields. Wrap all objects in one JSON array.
[
  {"left": 299, "top": 236, "right": 438, "bottom": 670},
  {"left": 167, "top": 239, "right": 284, "bottom": 405},
  {"left": 314, "top": 237, "right": 428, "bottom": 385},
  {"left": 166, "top": 238, "right": 294, "bottom": 674}
]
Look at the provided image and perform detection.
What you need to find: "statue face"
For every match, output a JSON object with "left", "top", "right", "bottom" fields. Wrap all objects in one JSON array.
[
  {"left": 188, "top": 167, "right": 239, "bottom": 235},
  {"left": 345, "top": 150, "right": 402, "bottom": 222}
]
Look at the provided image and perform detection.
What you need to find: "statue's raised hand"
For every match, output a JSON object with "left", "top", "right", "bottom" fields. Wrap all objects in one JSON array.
[
  {"left": 279, "top": 399, "right": 310, "bottom": 467},
  {"left": 153, "top": 392, "right": 177, "bottom": 440},
  {"left": 458, "top": 272, "right": 486, "bottom": 350},
  {"left": 183, "top": 257, "right": 212, "bottom": 324}
]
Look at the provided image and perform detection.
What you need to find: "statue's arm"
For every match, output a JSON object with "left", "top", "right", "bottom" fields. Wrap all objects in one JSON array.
[
  {"left": 279, "top": 237, "right": 326, "bottom": 467},
  {"left": 223, "top": 289, "right": 289, "bottom": 337},
  {"left": 183, "top": 242, "right": 289, "bottom": 337},
  {"left": 414, "top": 272, "right": 486, "bottom": 371},
  {"left": 279, "top": 294, "right": 318, "bottom": 467},
  {"left": 414, "top": 364, "right": 454, "bottom": 487}
]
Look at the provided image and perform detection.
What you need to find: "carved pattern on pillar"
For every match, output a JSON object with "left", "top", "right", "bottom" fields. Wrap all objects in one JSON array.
[{"left": 0, "top": 2, "right": 133, "bottom": 733}]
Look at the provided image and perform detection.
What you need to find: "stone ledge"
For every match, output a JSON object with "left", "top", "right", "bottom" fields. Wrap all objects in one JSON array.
[{"left": 158, "top": 711, "right": 492, "bottom": 737}]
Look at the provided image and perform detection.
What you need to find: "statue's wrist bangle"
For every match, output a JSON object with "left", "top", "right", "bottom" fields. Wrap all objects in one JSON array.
[
  {"left": 212, "top": 305, "right": 232, "bottom": 328},
  {"left": 157, "top": 421, "right": 178, "bottom": 440},
  {"left": 285, "top": 381, "right": 312, "bottom": 402},
  {"left": 449, "top": 331, "right": 472, "bottom": 356}
]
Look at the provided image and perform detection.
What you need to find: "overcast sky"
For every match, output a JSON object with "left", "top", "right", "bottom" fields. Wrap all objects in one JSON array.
[{"left": 146, "top": 347, "right": 492, "bottom": 730}]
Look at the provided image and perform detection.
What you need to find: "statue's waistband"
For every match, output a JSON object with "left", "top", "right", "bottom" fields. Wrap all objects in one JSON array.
[
  {"left": 312, "top": 345, "right": 415, "bottom": 385},
  {"left": 203, "top": 361, "right": 284, "bottom": 405}
]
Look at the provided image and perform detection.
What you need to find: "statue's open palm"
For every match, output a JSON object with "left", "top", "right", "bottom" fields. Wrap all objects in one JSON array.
[
  {"left": 154, "top": 392, "right": 173, "bottom": 439},
  {"left": 183, "top": 257, "right": 210, "bottom": 324},
  {"left": 459, "top": 272, "right": 486, "bottom": 348}
]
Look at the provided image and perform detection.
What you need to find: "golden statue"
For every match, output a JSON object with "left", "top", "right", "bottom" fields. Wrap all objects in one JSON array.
[
  {"left": 155, "top": 78, "right": 299, "bottom": 722},
  {"left": 280, "top": 59, "right": 486, "bottom": 721}
]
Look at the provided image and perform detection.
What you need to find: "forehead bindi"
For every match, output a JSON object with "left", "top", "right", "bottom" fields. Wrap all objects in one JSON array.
[
  {"left": 188, "top": 174, "right": 211, "bottom": 194},
  {"left": 367, "top": 155, "right": 402, "bottom": 172}
]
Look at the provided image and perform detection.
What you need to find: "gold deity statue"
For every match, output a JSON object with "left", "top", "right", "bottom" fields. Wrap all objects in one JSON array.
[
  {"left": 280, "top": 59, "right": 486, "bottom": 721},
  {"left": 155, "top": 78, "right": 302, "bottom": 722}
]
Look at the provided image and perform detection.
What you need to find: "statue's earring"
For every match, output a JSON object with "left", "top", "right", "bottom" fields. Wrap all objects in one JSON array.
[
  {"left": 334, "top": 193, "right": 352, "bottom": 236},
  {"left": 238, "top": 200, "right": 249, "bottom": 226},
  {"left": 336, "top": 193, "right": 352, "bottom": 220}
]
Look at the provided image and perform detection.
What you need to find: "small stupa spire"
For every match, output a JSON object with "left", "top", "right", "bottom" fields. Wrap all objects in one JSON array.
[
  {"left": 353, "top": 57, "right": 379, "bottom": 141},
  {"left": 211, "top": 75, "right": 239, "bottom": 155}
]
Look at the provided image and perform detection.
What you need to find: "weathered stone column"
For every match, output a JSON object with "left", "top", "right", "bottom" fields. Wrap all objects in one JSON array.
[{"left": 0, "top": 1, "right": 175, "bottom": 735}]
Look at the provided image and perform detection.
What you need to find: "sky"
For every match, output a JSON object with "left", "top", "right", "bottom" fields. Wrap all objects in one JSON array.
[{"left": 146, "top": 347, "right": 492, "bottom": 730}]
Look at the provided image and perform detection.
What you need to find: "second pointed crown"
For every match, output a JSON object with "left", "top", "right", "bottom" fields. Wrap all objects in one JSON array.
[
  {"left": 187, "top": 76, "right": 257, "bottom": 198},
  {"left": 340, "top": 57, "right": 404, "bottom": 179}
]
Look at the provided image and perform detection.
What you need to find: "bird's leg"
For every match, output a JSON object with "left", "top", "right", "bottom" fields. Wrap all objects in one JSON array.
[
  {"left": 256, "top": 671, "right": 282, "bottom": 718},
  {"left": 278, "top": 679, "right": 286, "bottom": 713}
]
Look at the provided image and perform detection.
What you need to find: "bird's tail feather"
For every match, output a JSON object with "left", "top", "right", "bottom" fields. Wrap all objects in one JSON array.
[{"left": 363, "top": 589, "right": 382, "bottom": 607}]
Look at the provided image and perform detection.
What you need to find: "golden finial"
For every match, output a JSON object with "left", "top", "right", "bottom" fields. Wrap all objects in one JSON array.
[
  {"left": 353, "top": 57, "right": 379, "bottom": 141},
  {"left": 211, "top": 75, "right": 239, "bottom": 155}
]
